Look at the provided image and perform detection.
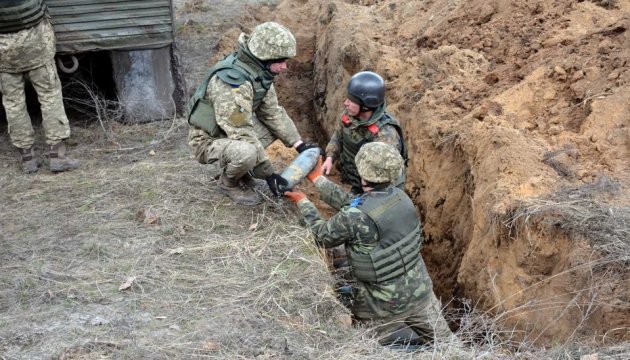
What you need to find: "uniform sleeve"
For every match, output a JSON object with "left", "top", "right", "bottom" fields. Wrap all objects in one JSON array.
[
  {"left": 325, "top": 118, "right": 343, "bottom": 160},
  {"left": 313, "top": 176, "right": 353, "bottom": 210},
  {"left": 255, "top": 84, "right": 301, "bottom": 147},
  {"left": 373, "top": 124, "right": 401, "bottom": 152},
  {"left": 207, "top": 76, "right": 267, "bottom": 163},
  {"left": 296, "top": 199, "right": 374, "bottom": 249}
]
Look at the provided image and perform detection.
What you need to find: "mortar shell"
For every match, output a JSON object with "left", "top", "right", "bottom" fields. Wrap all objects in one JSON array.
[{"left": 279, "top": 148, "right": 321, "bottom": 189}]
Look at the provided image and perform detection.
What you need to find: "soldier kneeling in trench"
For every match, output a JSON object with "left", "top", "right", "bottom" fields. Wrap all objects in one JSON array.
[
  {"left": 186, "top": 22, "right": 319, "bottom": 206},
  {"left": 285, "top": 142, "right": 457, "bottom": 347}
]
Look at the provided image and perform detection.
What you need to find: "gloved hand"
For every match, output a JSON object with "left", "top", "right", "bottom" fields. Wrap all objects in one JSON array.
[
  {"left": 284, "top": 190, "right": 307, "bottom": 203},
  {"left": 307, "top": 156, "right": 324, "bottom": 182},
  {"left": 321, "top": 156, "right": 334, "bottom": 175},
  {"left": 295, "top": 141, "right": 323, "bottom": 154},
  {"left": 265, "top": 173, "right": 289, "bottom": 196}
]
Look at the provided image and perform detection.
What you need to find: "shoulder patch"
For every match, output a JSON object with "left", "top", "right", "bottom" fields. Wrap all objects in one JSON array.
[
  {"left": 349, "top": 197, "right": 364, "bottom": 208},
  {"left": 367, "top": 124, "right": 379, "bottom": 135},
  {"left": 341, "top": 114, "right": 352, "bottom": 126},
  {"left": 216, "top": 68, "right": 248, "bottom": 87}
]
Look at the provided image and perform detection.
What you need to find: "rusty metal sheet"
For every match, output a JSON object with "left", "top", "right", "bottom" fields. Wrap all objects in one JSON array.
[{"left": 46, "top": 0, "right": 174, "bottom": 53}]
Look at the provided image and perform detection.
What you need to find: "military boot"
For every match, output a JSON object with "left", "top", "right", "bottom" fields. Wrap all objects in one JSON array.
[
  {"left": 218, "top": 173, "right": 261, "bottom": 206},
  {"left": 49, "top": 141, "right": 80, "bottom": 173},
  {"left": 19, "top": 146, "right": 40, "bottom": 174},
  {"left": 239, "top": 172, "right": 268, "bottom": 192}
]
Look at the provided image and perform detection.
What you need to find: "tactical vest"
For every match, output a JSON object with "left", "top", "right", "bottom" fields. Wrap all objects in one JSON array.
[
  {"left": 347, "top": 187, "right": 423, "bottom": 283},
  {"left": 186, "top": 51, "right": 274, "bottom": 137},
  {"left": 0, "top": 0, "right": 46, "bottom": 34},
  {"left": 340, "top": 112, "right": 409, "bottom": 188}
]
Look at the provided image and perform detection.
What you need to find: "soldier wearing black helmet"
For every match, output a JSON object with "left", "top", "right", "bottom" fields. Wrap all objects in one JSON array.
[{"left": 321, "top": 71, "right": 408, "bottom": 198}]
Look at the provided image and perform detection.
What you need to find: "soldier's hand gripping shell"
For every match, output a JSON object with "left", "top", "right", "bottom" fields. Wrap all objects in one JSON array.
[
  {"left": 265, "top": 173, "right": 289, "bottom": 196},
  {"left": 306, "top": 156, "right": 323, "bottom": 182},
  {"left": 284, "top": 190, "right": 307, "bottom": 204},
  {"left": 295, "top": 141, "right": 322, "bottom": 154}
]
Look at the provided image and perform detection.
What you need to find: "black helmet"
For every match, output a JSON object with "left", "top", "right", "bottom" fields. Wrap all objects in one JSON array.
[{"left": 347, "top": 71, "right": 385, "bottom": 109}]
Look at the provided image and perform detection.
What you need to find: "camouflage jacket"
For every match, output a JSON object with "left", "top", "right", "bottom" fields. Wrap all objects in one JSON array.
[
  {"left": 296, "top": 181, "right": 433, "bottom": 320},
  {"left": 188, "top": 35, "right": 301, "bottom": 165},
  {"left": 0, "top": 17, "right": 55, "bottom": 73}
]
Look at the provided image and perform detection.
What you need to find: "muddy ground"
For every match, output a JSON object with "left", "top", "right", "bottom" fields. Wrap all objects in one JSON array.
[{"left": 1, "top": 0, "right": 629, "bottom": 359}]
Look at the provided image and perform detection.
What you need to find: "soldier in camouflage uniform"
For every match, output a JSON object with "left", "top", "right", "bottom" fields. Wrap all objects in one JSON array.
[
  {"left": 321, "top": 71, "right": 408, "bottom": 195},
  {"left": 187, "top": 22, "right": 319, "bottom": 206},
  {"left": 0, "top": 0, "right": 79, "bottom": 173},
  {"left": 285, "top": 142, "right": 455, "bottom": 346}
]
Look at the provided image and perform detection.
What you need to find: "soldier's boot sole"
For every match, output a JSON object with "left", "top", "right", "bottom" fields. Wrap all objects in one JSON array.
[
  {"left": 50, "top": 157, "right": 80, "bottom": 173},
  {"left": 218, "top": 183, "right": 261, "bottom": 206}
]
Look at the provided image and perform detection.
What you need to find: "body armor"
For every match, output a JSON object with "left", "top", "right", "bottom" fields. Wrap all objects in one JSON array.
[
  {"left": 186, "top": 47, "right": 275, "bottom": 137},
  {"left": 0, "top": 0, "right": 46, "bottom": 34},
  {"left": 340, "top": 112, "right": 408, "bottom": 189},
  {"left": 347, "top": 186, "right": 422, "bottom": 283}
]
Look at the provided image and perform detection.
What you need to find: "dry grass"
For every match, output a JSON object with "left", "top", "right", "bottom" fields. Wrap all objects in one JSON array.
[
  {"left": 0, "top": 115, "right": 470, "bottom": 359},
  {"left": 505, "top": 175, "right": 630, "bottom": 266}
]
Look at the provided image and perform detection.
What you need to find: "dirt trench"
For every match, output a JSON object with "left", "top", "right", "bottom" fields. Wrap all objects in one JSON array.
[{"left": 234, "top": 0, "right": 630, "bottom": 345}]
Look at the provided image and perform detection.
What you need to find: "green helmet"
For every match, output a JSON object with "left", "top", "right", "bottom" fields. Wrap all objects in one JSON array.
[
  {"left": 355, "top": 142, "right": 403, "bottom": 184},
  {"left": 247, "top": 22, "right": 297, "bottom": 61}
]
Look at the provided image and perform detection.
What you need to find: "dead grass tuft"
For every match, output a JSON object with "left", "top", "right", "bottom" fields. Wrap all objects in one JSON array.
[{"left": 505, "top": 175, "right": 630, "bottom": 266}]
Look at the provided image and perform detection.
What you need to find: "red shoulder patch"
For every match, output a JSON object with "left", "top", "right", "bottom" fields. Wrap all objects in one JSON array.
[
  {"left": 341, "top": 114, "right": 352, "bottom": 126},
  {"left": 367, "top": 124, "right": 379, "bottom": 135}
]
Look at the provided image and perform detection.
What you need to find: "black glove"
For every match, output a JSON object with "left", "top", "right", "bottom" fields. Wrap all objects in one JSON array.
[
  {"left": 265, "top": 173, "right": 289, "bottom": 196},
  {"left": 295, "top": 141, "right": 322, "bottom": 154}
]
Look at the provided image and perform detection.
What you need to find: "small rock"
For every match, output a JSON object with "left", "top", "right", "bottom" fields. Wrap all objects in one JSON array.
[
  {"left": 524, "top": 122, "right": 537, "bottom": 131},
  {"left": 149, "top": 150, "right": 156, "bottom": 156},
  {"left": 554, "top": 65, "right": 567, "bottom": 76},
  {"left": 543, "top": 89, "right": 557, "bottom": 100},
  {"left": 484, "top": 73, "right": 499, "bottom": 85},
  {"left": 597, "top": 39, "right": 613, "bottom": 54},
  {"left": 607, "top": 69, "right": 620, "bottom": 80},
  {"left": 576, "top": 169, "right": 590, "bottom": 179},
  {"left": 571, "top": 70, "right": 585, "bottom": 82},
  {"left": 548, "top": 125, "right": 563, "bottom": 136}
]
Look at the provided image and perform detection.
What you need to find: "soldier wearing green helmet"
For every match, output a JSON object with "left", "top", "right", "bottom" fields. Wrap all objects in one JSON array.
[
  {"left": 187, "top": 22, "right": 320, "bottom": 206},
  {"left": 285, "top": 142, "right": 456, "bottom": 347}
]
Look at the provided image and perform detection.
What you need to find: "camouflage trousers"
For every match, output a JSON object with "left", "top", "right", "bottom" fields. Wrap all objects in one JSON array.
[
  {"left": 365, "top": 291, "right": 454, "bottom": 346},
  {"left": 191, "top": 115, "right": 276, "bottom": 179},
  {"left": 0, "top": 59, "right": 70, "bottom": 149}
]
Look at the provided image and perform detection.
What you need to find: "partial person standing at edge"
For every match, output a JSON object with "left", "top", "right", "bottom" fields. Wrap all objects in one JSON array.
[
  {"left": 0, "top": 0, "right": 79, "bottom": 173},
  {"left": 285, "top": 142, "right": 457, "bottom": 347},
  {"left": 321, "top": 71, "right": 408, "bottom": 198},
  {"left": 187, "top": 22, "right": 320, "bottom": 206}
]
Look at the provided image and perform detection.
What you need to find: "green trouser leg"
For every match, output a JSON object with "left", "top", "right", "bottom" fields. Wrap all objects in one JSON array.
[
  {"left": 1, "top": 71, "right": 34, "bottom": 149},
  {"left": 371, "top": 292, "right": 455, "bottom": 346},
  {"left": 28, "top": 60, "right": 71, "bottom": 145}
]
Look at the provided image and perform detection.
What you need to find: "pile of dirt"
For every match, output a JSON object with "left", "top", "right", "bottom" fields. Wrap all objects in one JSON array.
[{"left": 255, "top": 0, "right": 629, "bottom": 345}]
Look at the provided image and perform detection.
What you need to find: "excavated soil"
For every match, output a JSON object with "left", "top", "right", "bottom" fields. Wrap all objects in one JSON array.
[{"left": 247, "top": 0, "right": 630, "bottom": 345}]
